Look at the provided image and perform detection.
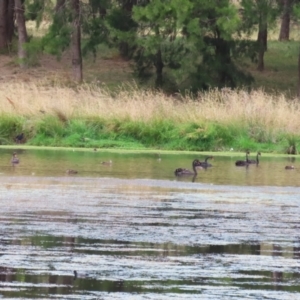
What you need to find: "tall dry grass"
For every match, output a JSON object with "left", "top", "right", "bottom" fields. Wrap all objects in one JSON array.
[{"left": 0, "top": 81, "right": 299, "bottom": 134}]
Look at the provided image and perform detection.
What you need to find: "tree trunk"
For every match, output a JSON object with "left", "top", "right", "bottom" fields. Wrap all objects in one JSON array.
[
  {"left": 7, "top": 0, "right": 15, "bottom": 44},
  {"left": 55, "top": 0, "right": 65, "bottom": 13},
  {"left": 0, "top": 0, "right": 16, "bottom": 51},
  {"left": 257, "top": 19, "right": 267, "bottom": 71},
  {"left": 119, "top": 0, "right": 137, "bottom": 59},
  {"left": 155, "top": 48, "right": 164, "bottom": 88},
  {"left": 71, "top": 0, "right": 82, "bottom": 82},
  {"left": 279, "top": 0, "right": 291, "bottom": 41},
  {"left": 297, "top": 47, "right": 300, "bottom": 98},
  {"left": 0, "top": 0, "right": 8, "bottom": 49},
  {"left": 15, "top": 0, "right": 28, "bottom": 67}
]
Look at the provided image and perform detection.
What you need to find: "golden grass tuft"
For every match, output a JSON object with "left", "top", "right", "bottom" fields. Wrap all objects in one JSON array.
[{"left": 0, "top": 80, "right": 300, "bottom": 135}]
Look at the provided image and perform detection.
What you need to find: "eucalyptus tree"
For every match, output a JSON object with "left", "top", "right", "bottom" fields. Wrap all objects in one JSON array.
[
  {"left": 291, "top": 2, "right": 300, "bottom": 96},
  {"left": 132, "top": 0, "right": 191, "bottom": 88},
  {"left": 106, "top": 0, "right": 140, "bottom": 59},
  {"left": 186, "top": 0, "right": 247, "bottom": 89},
  {"left": 71, "top": 0, "right": 82, "bottom": 81},
  {"left": 39, "top": 0, "right": 84, "bottom": 81},
  {"left": 16, "top": 0, "right": 29, "bottom": 67},
  {"left": 132, "top": 0, "right": 251, "bottom": 90},
  {"left": 240, "top": 0, "right": 280, "bottom": 71},
  {"left": 0, "top": 0, "right": 15, "bottom": 51},
  {"left": 278, "top": 0, "right": 293, "bottom": 41}
]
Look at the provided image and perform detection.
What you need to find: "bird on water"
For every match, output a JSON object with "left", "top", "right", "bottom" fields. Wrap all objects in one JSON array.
[
  {"left": 101, "top": 160, "right": 112, "bottom": 165},
  {"left": 199, "top": 156, "right": 214, "bottom": 168},
  {"left": 235, "top": 151, "right": 250, "bottom": 167},
  {"left": 174, "top": 159, "right": 203, "bottom": 176},
  {"left": 247, "top": 152, "right": 261, "bottom": 165},
  {"left": 11, "top": 152, "right": 20, "bottom": 165},
  {"left": 66, "top": 169, "right": 78, "bottom": 174},
  {"left": 285, "top": 165, "right": 295, "bottom": 170}
]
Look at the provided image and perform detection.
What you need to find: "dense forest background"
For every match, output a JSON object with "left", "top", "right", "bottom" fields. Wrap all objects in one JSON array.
[{"left": 1, "top": 0, "right": 300, "bottom": 95}]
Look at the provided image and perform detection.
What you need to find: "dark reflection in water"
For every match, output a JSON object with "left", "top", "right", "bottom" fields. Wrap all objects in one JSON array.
[{"left": 0, "top": 149, "right": 300, "bottom": 299}]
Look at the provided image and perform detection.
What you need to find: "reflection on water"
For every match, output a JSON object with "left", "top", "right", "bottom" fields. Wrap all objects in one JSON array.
[{"left": 0, "top": 149, "right": 300, "bottom": 299}]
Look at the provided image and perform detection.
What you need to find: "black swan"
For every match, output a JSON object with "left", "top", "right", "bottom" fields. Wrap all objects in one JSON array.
[
  {"left": 248, "top": 152, "right": 261, "bottom": 165},
  {"left": 175, "top": 159, "right": 203, "bottom": 176},
  {"left": 235, "top": 151, "right": 250, "bottom": 167},
  {"left": 199, "top": 156, "right": 214, "bottom": 168}
]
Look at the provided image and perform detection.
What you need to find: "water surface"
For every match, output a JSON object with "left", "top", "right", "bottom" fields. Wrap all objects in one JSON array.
[{"left": 0, "top": 149, "right": 300, "bottom": 299}]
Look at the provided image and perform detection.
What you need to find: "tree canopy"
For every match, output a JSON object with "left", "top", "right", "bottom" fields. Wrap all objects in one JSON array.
[{"left": 0, "top": 0, "right": 299, "bottom": 93}]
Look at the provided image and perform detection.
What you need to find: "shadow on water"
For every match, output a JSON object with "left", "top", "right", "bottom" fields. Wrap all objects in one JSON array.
[{"left": 1, "top": 149, "right": 300, "bottom": 299}]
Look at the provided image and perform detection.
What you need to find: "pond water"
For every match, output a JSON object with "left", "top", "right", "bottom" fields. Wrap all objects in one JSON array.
[{"left": 0, "top": 149, "right": 300, "bottom": 299}]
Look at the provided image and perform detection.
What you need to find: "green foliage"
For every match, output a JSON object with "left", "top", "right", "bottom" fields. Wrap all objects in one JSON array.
[
  {"left": 1, "top": 114, "right": 299, "bottom": 153},
  {"left": 42, "top": 23, "right": 72, "bottom": 58},
  {"left": 284, "top": 133, "right": 299, "bottom": 154},
  {"left": 239, "top": 0, "right": 280, "bottom": 40},
  {"left": 82, "top": 18, "right": 108, "bottom": 58},
  {"left": 25, "top": 0, "right": 45, "bottom": 26},
  {"left": 34, "top": 116, "right": 66, "bottom": 138},
  {"left": 174, "top": 122, "right": 234, "bottom": 151},
  {"left": 0, "top": 115, "right": 23, "bottom": 144},
  {"left": 23, "top": 38, "right": 43, "bottom": 66},
  {"left": 105, "top": 3, "right": 139, "bottom": 58},
  {"left": 130, "top": 0, "right": 255, "bottom": 92}
]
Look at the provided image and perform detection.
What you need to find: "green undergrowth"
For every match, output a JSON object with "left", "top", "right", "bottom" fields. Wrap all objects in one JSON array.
[{"left": 0, "top": 114, "right": 298, "bottom": 154}]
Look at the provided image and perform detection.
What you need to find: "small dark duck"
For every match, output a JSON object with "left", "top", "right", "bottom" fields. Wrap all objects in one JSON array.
[
  {"left": 11, "top": 152, "right": 20, "bottom": 165},
  {"left": 285, "top": 165, "right": 295, "bottom": 170},
  {"left": 66, "top": 169, "right": 78, "bottom": 174},
  {"left": 101, "top": 160, "right": 112, "bottom": 165}
]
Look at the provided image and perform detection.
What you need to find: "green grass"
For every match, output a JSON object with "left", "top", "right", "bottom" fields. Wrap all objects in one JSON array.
[
  {"left": 243, "top": 40, "right": 299, "bottom": 96},
  {"left": 0, "top": 114, "right": 297, "bottom": 154}
]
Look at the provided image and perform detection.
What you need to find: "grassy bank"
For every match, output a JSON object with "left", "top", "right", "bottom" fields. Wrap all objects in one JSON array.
[{"left": 0, "top": 81, "right": 299, "bottom": 153}]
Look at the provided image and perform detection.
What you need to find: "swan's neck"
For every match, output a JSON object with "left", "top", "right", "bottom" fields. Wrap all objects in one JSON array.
[{"left": 192, "top": 164, "right": 198, "bottom": 175}]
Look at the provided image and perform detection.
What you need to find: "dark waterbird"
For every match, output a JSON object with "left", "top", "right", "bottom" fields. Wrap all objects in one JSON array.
[
  {"left": 285, "top": 165, "right": 295, "bottom": 170},
  {"left": 11, "top": 152, "right": 20, "bottom": 165},
  {"left": 66, "top": 169, "right": 78, "bottom": 175},
  {"left": 199, "top": 156, "right": 214, "bottom": 168},
  {"left": 247, "top": 152, "right": 261, "bottom": 165},
  {"left": 174, "top": 159, "right": 203, "bottom": 176},
  {"left": 15, "top": 133, "right": 24, "bottom": 144},
  {"left": 101, "top": 160, "right": 112, "bottom": 165},
  {"left": 235, "top": 151, "right": 250, "bottom": 167}
]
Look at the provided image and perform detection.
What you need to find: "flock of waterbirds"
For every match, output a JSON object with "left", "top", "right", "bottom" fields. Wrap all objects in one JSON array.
[{"left": 9, "top": 150, "right": 295, "bottom": 174}]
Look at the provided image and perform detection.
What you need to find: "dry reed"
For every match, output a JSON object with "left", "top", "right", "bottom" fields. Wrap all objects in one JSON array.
[{"left": 0, "top": 81, "right": 299, "bottom": 134}]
